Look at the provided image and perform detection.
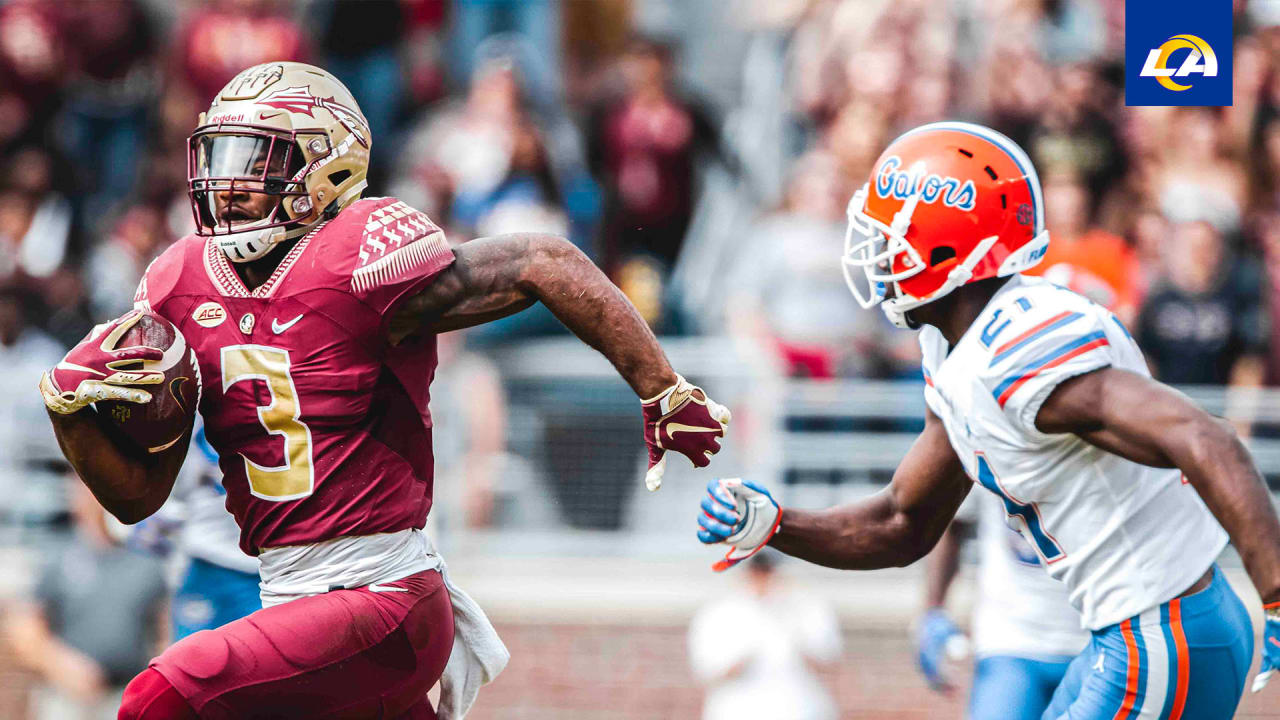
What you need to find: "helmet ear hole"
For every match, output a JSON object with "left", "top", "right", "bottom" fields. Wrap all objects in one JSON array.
[
  {"left": 930, "top": 246, "right": 957, "bottom": 266},
  {"left": 328, "top": 169, "right": 351, "bottom": 186}
]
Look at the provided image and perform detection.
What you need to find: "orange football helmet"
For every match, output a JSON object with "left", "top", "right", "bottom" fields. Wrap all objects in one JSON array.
[{"left": 842, "top": 122, "right": 1050, "bottom": 328}]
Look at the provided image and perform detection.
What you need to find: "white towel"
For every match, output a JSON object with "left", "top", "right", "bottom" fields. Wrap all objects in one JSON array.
[{"left": 430, "top": 542, "right": 510, "bottom": 720}]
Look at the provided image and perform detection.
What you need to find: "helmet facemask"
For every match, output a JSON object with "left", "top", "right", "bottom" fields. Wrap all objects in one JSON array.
[
  {"left": 188, "top": 126, "right": 324, "bottom": 263},
  {"left": 842, "top": 182, "right": 1005, "bottom": 329}
]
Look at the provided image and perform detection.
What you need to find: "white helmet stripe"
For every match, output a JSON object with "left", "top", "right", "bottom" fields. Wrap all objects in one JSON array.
[{"left": 893, "top": 121, "right": 1044, "bottom": 234}]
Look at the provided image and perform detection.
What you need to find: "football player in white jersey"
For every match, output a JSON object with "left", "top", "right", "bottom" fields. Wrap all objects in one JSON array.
[
  {"left": 918, "top": 492, "right": 1086, "bottom": 718},
  {"left": 696, "top": 122, "right": 1280, "bottom": 718}
]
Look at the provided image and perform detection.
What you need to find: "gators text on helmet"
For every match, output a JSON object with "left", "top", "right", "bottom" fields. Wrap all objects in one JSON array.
[{"left": 842, "top": 121, "right": 1050, "bottom": 328}]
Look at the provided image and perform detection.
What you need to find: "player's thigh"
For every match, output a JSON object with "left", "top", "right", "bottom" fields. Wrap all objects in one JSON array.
[
  {"left": 1177, "top": 569, "right": 1254, "bottom": 719},
  {"left": 971, "top": 655, "right": 1072, "bottom": 720},
  {"left": 153, "top": 569, "right": 453, "bottom": 720}
]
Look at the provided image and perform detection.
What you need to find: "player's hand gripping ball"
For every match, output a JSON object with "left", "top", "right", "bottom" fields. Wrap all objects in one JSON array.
[
  {"left": 641, "top": 374, "right": 731, "bottom": 491},
  {"left": 40, "top": 310, "right": 199, "bottom": 453}
]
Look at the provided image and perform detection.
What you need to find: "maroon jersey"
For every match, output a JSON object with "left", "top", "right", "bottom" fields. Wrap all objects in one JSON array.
[{"left": 134, "top": 197, "right": 454, "bottom": 555}]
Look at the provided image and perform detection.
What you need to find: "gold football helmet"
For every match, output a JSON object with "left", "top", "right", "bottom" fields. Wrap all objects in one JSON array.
[{"left": 188, "top": 62, "right": 372, "bottom": 262}]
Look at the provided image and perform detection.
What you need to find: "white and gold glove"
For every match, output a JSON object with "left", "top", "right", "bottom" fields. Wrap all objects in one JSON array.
[{"left": 39, "top": 311, "right": 164, "bottom": 415}]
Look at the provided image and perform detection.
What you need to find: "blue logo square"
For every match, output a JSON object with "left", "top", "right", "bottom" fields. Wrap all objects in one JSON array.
[{"left": 1125, "top": 0, "right": 1233, "bottom": 107}]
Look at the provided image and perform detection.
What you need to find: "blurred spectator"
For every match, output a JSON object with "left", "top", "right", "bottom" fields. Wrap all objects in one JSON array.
[
  {"left": 688, "top": 551, "right": 842, "bottom": 720},
  {"left": 0, "top": 0, "right": 67, "bottom": 149},
  {"left": 0, "top": 285, "right": 64, "bottom": 532},
  {"left": 394, "top": 48, "right": 567, "bottom": 238},
  {"left": 84, "top": 204, "right": 167, "bottom": 319},
  {"left": 1136, "top": 220, "right": 1267, "bottom": 387},
  {"left": 1025, "top": 170, "right": 1141, "bottom": 319},
  {"left": 5, "top": 478, "right": 167, "bottom": 720},
  {"left": 53, "top": 0, "right": 157, "bottom": 224},
  {"left": 171, "top": 0, "right": 307, "bottom": 103},
  {"left": 0, "top": 145, "right": 74, "bottom": 281},
  {"left": 1154, "top": 109, "right": 1246, "bottom": 235},
  {"left": 315, "top": 0, "right": 406, "bottom": 189},
  {"left": 587, "top": 35, "right": 730, "bottom": 275},
  {"left": 427, "top": 331, "right": 507, "bottom": 538},
  {"left": 726, "top": 151, "right": 895, "bottom": 378},
  {"left": 449, "top": 0, "right": 561, "bottom": 104}
]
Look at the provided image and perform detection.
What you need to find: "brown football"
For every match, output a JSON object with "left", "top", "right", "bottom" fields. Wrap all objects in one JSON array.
[{"left": 98, "top": 312, "right": 200, "bottom": 453}]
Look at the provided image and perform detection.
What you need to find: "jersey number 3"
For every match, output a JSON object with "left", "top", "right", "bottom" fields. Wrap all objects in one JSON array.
[
  {"left": 221, "top": 345, "right": 315, "bottom": 501},
  {"left": 975, "top": 452, "right": 1065, "bottom": 564}
]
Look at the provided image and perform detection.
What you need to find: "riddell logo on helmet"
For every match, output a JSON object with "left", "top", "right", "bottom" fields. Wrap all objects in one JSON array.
[{"left": 874, "top": 156, "right": 976, "bottom": 211}]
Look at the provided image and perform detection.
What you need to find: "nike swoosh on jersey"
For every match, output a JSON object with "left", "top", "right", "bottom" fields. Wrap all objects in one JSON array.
[
  {"left": 368, "top": 583, "right": 409, "bottom": 593},
  {"left": 271, "top": 314, "right": 303, "bottom": 334},
  {"left": 666, "top": 423, "right": 720, "bottom": 436}
]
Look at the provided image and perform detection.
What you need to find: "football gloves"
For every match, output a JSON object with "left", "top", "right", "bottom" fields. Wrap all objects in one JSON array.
[
  {"left": 641, "top": 374, "right": 730, "bottom": 491},
  {"left": 696, "top": 478, "right": 780, "bottom": 572},
  {"left": 1253, "top": 603, "right": 1280, "bottom": 693},
  {"left": 916, "top": 608, "right": 970, "bottom": 693},
  {"left": 39, "top": 310, "right": 163, "bottom": 415}
]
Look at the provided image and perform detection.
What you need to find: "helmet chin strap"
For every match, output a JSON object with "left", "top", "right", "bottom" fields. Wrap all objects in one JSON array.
[{"left": 880, "top": 234, "right": 1001, "bottom": 329}]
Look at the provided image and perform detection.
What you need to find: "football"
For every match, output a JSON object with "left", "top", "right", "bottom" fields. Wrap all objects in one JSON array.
[{"left": 98, "top": 312, "right": 200, "bottom": 453}]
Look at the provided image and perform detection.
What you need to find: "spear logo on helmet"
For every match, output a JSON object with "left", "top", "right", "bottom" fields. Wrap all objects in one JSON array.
[{"left": 259, "top": 86, "right": 370, "bottom": 147}]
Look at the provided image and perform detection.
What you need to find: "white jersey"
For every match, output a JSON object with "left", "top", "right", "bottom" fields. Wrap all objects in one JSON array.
[
  {"left": 959, "top": 492, "right": 1087, "bottom": 658},
  {"left": 920, "top": 275, "right": 1227, "bottom": 630}
]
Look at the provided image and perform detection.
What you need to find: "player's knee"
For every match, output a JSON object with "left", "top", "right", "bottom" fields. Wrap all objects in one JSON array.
[{"left": 118, "top": 668, "right": 198, "bottom": 720}]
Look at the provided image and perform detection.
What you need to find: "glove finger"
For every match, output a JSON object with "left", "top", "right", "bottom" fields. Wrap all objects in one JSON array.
[
  {"left": 92, "top": 384, "right": 153, "bottom": 405},
  {"left": 696, "top": 528, "right": 722, "bottom": 544},
  {"left": 108, "top": 346, "right": 164, "bottom": 363},
  {"left": 644, "top": 454, "right": 667, "bottom": 492},
  {"left": 741, "top": 480, "right": 773, "bottom": 497},
  {"left": 708, "top": 481, "right": 738, "bottom": 511},
  {"left": 104, "top": 371, "right": 165, "bottom": 386},
  {"left": 1252, "top": 668, "right": 1273, "bottom": 693},
  {"left": 685, "top": 447, "right": 711, "bottom": 468},
  {"left": 701, "top": 495, "right": 740, "bottom": 525},
  {"left": 708, "top": 400, "right": 731, "bottom": 425},
  {"left": 697, "top": 511, "right": 735, "bottom": 539}
]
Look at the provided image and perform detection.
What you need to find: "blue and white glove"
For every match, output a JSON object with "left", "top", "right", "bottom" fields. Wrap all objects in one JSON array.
[
  {"left": 696, "top": 478, "right": 781, "bottom": 572},
  {"left": 916, "top": 608, "right": 969, "bottom": 693},
  {"left": 1253, "top": 604, "right": 1280, "bottom": 693}
]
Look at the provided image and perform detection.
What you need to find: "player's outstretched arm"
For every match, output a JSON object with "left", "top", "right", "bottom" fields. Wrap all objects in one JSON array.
[
  {"left": 772, "top": 410, "right": 971, "bottom": 569},
  {"left": 700, "top": 410, "right": 970, "bottom": 570},
  {"left": 394, "top": 233, "right": 730, "bottom": 489},
  {"left": 395, "top": 234, "right": 674, "bottom": 395}
]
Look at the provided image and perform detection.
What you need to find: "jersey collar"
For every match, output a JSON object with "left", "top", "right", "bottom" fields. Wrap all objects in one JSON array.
[{"left": 202, "top": 222, "right": 327, "bottom": 299}]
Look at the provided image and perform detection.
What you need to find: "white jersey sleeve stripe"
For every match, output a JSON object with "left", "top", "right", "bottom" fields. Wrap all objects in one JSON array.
[
  {"left": 990, "top": 310, "right": 1083, "bottom": 365},
  {"left": 992, "top": 331, "right": 1110, "bottom": 408}
]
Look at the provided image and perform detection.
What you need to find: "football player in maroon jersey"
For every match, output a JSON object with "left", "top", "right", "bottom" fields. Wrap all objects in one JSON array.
[{"left": 39, "top": 62, "right": 730, "bottom": 720}]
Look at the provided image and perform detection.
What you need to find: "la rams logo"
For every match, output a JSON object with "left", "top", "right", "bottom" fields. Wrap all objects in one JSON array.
[
  {"left": 874, "top": 156, "right": 976, "bottom": 211},
  {"left": 1139, "top": 34, "right": 1217, "bottom": 92}
]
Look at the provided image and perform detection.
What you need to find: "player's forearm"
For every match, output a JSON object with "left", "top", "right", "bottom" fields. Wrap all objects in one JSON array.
[
  {"left": 518, "top": 235, "right": 677, "bottom": 398},
  {"left": 1173, "top": 415, "right": 1280, "bottom": 604},
  {"left": 46, "top": 408, "right": 177, "bottom": 523},
  {"left": 769, "top": 489, "right": 933, "bottom": 570}
]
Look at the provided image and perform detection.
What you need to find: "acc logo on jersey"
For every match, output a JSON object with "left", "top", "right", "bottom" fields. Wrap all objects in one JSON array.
[
  {"left": 192, "top": 302, "right": 227, "bottom": 328},
  {"left": 1139, "top": 35, "right": 1216, "bottom": 92},
  {"left": 874, "top": 156, "right": 976, "bottom": 212}
]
